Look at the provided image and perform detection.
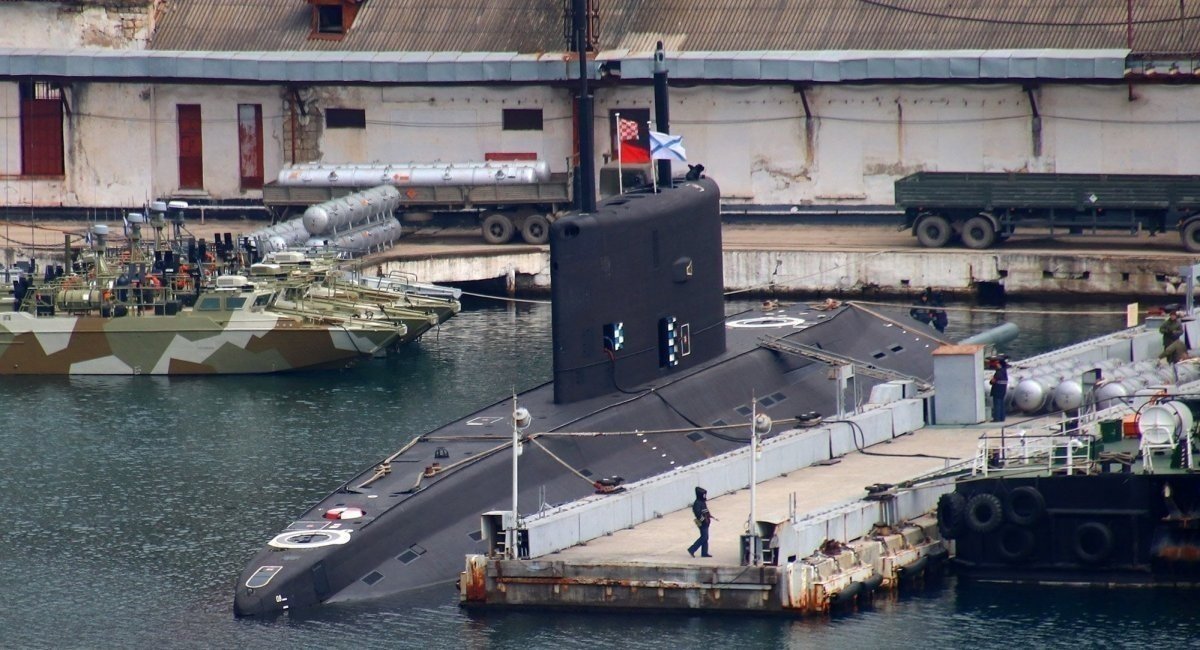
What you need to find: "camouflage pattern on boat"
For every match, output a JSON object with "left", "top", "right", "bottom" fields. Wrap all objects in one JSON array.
[{"left": 0, "top": 280, "right": 404, "bottom": 375}]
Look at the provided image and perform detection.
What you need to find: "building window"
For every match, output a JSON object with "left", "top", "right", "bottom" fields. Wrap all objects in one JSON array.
[
  {"left": 308, "top": 0, "right": 360, "bottom": 39},
  {"left": 316, "top": 5, "right": 344, "bottom": 33},
  {"left": 326, "top": 108, "right": 366, "bottom": 129},
  {"left": 19, "top": 81, "right": 65, "bottom": 177},
  {"left": 503, "top": 109, "right": 543, "bottom": 131}
]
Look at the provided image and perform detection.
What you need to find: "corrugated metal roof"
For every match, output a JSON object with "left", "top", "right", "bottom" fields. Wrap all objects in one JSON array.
[
  {"left": 152, "top": 0, "right": 565, "bottom": 53},
  {"left": 0, "top": 47, "right": 1132, "bottom": 83},
  {"left": 149, "top": 0, "right": 1200, "bottom": 54}
]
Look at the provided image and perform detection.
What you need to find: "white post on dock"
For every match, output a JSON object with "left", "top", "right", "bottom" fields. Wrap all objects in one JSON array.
[
  {"left": 510, "top": 396, "right": 531, "bottom": 559},
  {"left": 749, "top": 400, "right": 758, "bottom": 565},
  {"left": 747, "top": 403, "right": 772, "bottom": 566}
]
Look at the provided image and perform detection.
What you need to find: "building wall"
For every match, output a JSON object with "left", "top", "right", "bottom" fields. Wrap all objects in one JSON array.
[
  {"left": 147, "top": 84, "right": 286, "bottom": 200},
  {"left": 0, "top": 1, "right": 158, "bottom": 50},
  {"left": 4, "top": 79, "right": 1200, "bottom": 208}
]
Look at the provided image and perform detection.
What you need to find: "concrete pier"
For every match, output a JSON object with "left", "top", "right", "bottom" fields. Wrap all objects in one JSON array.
[
  {"left": 368, "top": 224, "right": 1198, "bottom": 298},
  {"left": 460, "top": 417, "right": 984, "bottom": 615}
]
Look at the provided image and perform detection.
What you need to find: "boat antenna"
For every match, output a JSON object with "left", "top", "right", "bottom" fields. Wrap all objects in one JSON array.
[
  {"left": 572, "top": 0, "right": 596, "bottom": 213},
  {"left": 653, "top": 41, "right": 671, "bottom": 189}
]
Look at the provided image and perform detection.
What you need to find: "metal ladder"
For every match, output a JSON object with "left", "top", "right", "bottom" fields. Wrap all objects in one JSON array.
[{"left": 757, "top": 334, "right": 933, "bottom": 392}]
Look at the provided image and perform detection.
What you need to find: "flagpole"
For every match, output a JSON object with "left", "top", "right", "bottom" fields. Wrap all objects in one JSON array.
[
  {"left": 649, "top": 120, "right": 657, "bottom": 192},
  {"left": 615, "top": 112, "right": 624, "bottom": 195}
]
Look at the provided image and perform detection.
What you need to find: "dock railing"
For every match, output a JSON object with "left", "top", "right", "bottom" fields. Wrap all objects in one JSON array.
[{"left": 974, "top": 401, "right": 1137, "bottom": 477}]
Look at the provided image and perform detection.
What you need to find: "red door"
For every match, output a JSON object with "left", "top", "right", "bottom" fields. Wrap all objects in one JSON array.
[
  {"left": 237, "top": 104, "right": 264, "bottom": 190},
  {"left": 19, "top": 82, "right": 64, "bottom": 176},
  {"left": 177, "top": 104, "right": 203, "bottom": 189}
]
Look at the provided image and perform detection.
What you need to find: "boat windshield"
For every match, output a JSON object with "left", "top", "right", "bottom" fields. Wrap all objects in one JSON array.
[{"left": 196, "top": 296, "right": 223, "bottom": 312}]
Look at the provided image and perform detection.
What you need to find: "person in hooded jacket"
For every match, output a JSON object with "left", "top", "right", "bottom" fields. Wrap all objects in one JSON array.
[{"left": 687, "top": 486, "right": 715, "bottom": 558}]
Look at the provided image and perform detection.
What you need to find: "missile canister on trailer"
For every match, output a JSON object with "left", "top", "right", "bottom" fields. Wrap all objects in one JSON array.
[
  {"left": 303, "top": 185, "right": 401, "bottom": 235},
  {"left": 246, "top": 218, "right": 310, "bottom": 254},
  {"left": 308, "top": 218, "right": 403, "bottom": 255},
  {"left": 275, "top": 161, "right": 551, "bottom": 187}
]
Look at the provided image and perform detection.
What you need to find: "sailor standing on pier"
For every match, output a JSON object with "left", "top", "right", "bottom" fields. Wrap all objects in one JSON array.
[
  {"left": 687, "top": 487, "right": 715, "bottom": 558},
  {"left": 989, "top": 357, "right": 1009, "bottom": 423}
]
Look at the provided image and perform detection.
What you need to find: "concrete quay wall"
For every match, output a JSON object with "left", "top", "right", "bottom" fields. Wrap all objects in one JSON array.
[
  {"left": 379, "top": 247, "right": 1194, "bottom": 298},
  {"left": 461, "top": 496, "right": 952, "bottom": 616}
]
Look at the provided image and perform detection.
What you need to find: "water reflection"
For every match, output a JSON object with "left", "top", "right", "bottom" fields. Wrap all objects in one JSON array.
[{"left": 0, "top": 299, "right": 1177, "bottom": 649}]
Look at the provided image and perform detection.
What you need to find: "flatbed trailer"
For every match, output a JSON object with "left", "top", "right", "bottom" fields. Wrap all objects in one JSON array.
[
  {"left": 261, "top": 172, "right": 572, "bottom": 245},
  {"left": 895, "top": 172, "right": 1200, "bottom": 251}
]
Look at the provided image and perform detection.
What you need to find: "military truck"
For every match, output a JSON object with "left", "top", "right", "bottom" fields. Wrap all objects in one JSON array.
[{"left": 896, "top": 172, "right": 1200, "bottom": 251}]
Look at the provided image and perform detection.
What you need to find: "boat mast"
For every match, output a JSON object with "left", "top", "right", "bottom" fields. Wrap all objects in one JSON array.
[{"left": 572, "top": 0, "right": 596, "bottom": 213}]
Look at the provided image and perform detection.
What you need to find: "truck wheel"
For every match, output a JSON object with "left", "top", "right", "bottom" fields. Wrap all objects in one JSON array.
[
  {"left": 915, "top": 215, "right": 952, "bottom": 248},
  {"left": 961, "top": 216, "right": 997, "bottom": 249},
  {"left": 481, "top": 213, "right": 515, "bottom": 244},
  {"left": 521, "top": 214, "right": 551, "bottom": 245},
  {"left": 1182, "top": 220, "right": 1200, "bottom": 252}
]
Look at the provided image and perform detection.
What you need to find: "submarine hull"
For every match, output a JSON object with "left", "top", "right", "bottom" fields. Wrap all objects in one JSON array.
[{"left": 233, "top": 178, "right": 946, "bottom": 616}]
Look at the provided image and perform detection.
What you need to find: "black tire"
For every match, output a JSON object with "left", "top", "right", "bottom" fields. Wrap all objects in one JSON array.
[
  {"left": 996, "top": 525, "right": 1037, "bottom": 563},
  {"left": 1073, "top": 521, "right": 1114, "bottom": 564},
  {"left": 915, "top": 214, "right": 952, "bottom": 248},
  {"left": 520, "top": 214, "right": 551, "bottom": 245},
  {"left": 1005, "top": 486, "right": 1046, "bottom": 527},
  {"left": 481, "top": 213, "right": 515, "bottom": 245},
  {"left": 965, "top": 493, "right": 1004, "bottom": 534},
  {"left": 936, "top": 492, "right": 967, "bottom": 539},
  {"left": 1182, "top": 220, "right": 1200, "bottom": 253},
  {"left": 961, "top": 215, "right": 997, "bottom": 249}
]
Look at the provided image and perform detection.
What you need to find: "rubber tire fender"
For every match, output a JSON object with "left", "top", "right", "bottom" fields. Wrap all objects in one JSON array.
[
  {"left": 936, "top": 492, "right": 967, "bottom": 539},
  {"left": 1073, "top": 521, "right": 1114, "bottom": 564},
  {"left": 965, "top": 492, "right": 1005, "bottom": 534},
  {"left": 996, "top": 525, "right": 1037, "bottom": 563},
  {"left": 828, "top": 580, "right": 863, "bottom": 609},
  {"left": 1005, "top": 485, "right": 1046, "bottom": 527}
]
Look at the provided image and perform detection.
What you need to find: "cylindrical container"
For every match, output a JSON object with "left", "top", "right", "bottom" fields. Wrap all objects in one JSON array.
[{"left": 1138, "top": 401, "right": 1194, "bottom": 445}]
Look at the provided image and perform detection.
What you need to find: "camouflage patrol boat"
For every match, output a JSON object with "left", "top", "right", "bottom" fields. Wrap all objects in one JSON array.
[
  {"left": 248, "top": 252, "right": 461, "bottom": 344},
  {"left": 0, "top": 273, "right": 405, "bottom": 375}
]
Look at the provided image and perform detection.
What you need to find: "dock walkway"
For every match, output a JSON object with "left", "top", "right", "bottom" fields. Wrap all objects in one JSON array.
[
  {"left": 459, "top": 416, "right": 1008, "bottom": 615},
  {"left": 549, "top": 424, "right": 981, "bottom": 567}
]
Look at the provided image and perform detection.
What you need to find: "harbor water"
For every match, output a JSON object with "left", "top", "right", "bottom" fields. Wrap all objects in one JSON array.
[{"left": 3, "top": 298, "right": 1199, "bottom": 649}]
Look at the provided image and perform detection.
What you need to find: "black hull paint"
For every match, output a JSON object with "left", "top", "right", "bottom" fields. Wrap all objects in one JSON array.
[
  {"left": 233, "top": 179, "right": 947, "bottom": 616},
  {"left": 944, "top": 473, "right": 1200, "bottom": 586}
]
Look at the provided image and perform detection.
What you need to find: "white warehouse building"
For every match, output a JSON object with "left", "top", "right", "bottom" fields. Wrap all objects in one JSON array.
[{"left": 1, "top": 0, "right": 1198, "bottom": 213}]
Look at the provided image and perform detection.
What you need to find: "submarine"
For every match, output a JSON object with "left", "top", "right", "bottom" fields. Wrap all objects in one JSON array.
[
  {"left": 231, "top": 173, "right": 949, "bottom": 616},
  {"left": 232, "top": 17, "right": 948, "bottom": 616}
]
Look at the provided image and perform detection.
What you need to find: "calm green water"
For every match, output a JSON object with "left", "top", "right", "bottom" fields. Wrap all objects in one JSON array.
[{"left": 2, "top": 298, "right": 1197, "bottom": 649}]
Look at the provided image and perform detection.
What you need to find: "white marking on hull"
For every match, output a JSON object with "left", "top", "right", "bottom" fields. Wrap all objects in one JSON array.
[{"left": 1, "top": 312, "right": 78, "bottom": 355}]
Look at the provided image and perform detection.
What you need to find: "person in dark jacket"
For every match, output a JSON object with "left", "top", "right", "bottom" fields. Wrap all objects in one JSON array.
[
  {"left": 1161, "top": 311, "right": 1183, "bottom": 348},
  {"left": 687, "top": 486, "right": 714, "bottom": 558},
  {"left": 990, "top": 357, "right": 1009, "bottom": 422}
]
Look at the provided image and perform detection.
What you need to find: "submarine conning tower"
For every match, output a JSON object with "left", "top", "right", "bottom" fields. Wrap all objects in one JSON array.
[{"left": 549, "top": 177, "right": 725, "bottom": 404}]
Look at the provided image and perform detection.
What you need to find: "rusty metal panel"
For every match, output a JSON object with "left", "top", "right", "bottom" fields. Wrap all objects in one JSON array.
[
  {"left": 237, "top": 104, "right": 264, "bottom": 190},
  {"left": 19, "top": 81, "right": 64, "bottom": 177},
  {"left": 176, "top": 104, "right": 203, "bottom": 190}
]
